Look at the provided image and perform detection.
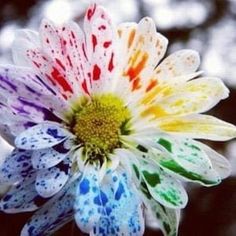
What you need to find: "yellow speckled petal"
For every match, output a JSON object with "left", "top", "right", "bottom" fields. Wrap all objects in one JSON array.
[
  {"left": 157, "top": 114, "right": 236, "bottom": 141},
  {"left": 141, "top": 77, "right": 229, "bottom": 118},
  {"left": 140, "top": 72, "right": 201, "bottom": 105}
]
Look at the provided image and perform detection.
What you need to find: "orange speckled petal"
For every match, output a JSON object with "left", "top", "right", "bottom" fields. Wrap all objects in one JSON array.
[{"left": 117, "top": 17, "right": 168, "bottom": 93}]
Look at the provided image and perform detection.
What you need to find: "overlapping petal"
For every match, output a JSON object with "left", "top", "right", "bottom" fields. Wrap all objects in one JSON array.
[
  {"left": 31, "top": 139, "right": 72, "bottom": 169},
  {"left": 74, "top": 166, "right": 144, "bottom": 235},
  {"left": 155, "top": 135, "right": 221, "bottom": 186},
  {"left": 0, "top": 149, "right": 33, "bottom": 184},
  {"left": 0, "top": 3, "right": 235, "bottom": 236},
  {"left": 21, "top": 177, "right": 80, "bottom": 236},
  {"left": 0, "top": 173, "right": 47, "bottom": 213}
]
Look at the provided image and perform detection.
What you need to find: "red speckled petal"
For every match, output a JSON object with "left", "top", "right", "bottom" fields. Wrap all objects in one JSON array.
[
  {"left": 84, "top": 4, "right": 117, "bottom": 93},
  {"left": 60, "top": 21, "right": 91, "bottom": 95}
]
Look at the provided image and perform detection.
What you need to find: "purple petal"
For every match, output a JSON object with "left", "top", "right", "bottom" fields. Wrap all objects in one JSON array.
[{"left": 0, "top": 65, "right": 70, "bottom": 121}]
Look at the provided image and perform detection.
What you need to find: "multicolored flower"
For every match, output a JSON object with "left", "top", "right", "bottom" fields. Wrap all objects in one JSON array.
[{"left": 0, "top": 4, "right": 235, "bottom": 236}]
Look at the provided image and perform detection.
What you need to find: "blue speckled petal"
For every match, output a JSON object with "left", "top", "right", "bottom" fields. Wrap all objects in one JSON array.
[
  {"left": 21, "top": 176, "right": 81, "bottom": 236},
  {"left": 0, "top": 148, "right": 33, "bottom": 184},
  {"left": 74, "top": 166, "right": 144, "bottom": 235},
  {"left": 0, "top": 173, "right": 48, "bottom": 213},
  {"left": 92, "top": 169, "right": 144, "bottom": 236},
  {"left": 74, "top": 165, "right": 101, "bottom": 233},
  {"left": 35, "top": 158, "right": 71, "bottom": 198},
  {"left": 15, "top": 122, "right": 73, "bottom": 150},
  {"left": 31, "top": 139, "right": 72, "bottom": 169}
]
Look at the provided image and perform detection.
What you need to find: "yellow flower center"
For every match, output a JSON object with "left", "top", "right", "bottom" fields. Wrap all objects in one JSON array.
[{"left": 71, "top": 94, "right": 131, "bottom": 156}]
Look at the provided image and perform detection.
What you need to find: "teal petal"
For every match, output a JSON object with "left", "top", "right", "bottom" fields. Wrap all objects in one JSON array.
[
  {"left": 140, "top": 159, "right": 188, "bottom": 209},
  {"left": 141, "top": 183, "right": 179, "bottom": 236}
]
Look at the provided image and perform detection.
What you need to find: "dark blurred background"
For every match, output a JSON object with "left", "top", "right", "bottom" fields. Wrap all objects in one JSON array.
[{"left": 0, "top": 0, "right": 236, "bottom": 235}]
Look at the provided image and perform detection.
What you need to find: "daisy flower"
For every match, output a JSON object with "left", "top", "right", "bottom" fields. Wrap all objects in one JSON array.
[{"left": 0, "top": 3, "right": 235, "bottom": 236}]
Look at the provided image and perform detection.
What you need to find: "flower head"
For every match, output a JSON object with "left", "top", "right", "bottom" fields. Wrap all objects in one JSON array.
[{"left": 0, "top": 4, "right": 235, "bottom": 236}]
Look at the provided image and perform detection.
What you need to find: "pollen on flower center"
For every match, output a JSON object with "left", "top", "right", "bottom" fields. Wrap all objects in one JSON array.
[{"left": 72, "top": 94, "right": 131, "bottom": 154}]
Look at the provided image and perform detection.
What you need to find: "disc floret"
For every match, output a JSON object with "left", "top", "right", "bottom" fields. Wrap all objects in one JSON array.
[{"left": 72, "top": 94, "right": 131, "bottom": 156}]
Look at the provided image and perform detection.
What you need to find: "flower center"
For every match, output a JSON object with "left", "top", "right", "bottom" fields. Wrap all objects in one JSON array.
[{"left": 71, "top": 94, "right": 131, "bottom": 156}]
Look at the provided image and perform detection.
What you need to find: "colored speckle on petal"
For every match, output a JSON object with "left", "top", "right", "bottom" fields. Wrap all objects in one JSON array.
[
  {"left": 115, "top": 182, "right": 125, "bottom": 200},
  {"left": 92, "top": 65, "right": 101, "bottom": 81},
  {"left": 79, "top": 178, "right": 90, "bottom": 195}
]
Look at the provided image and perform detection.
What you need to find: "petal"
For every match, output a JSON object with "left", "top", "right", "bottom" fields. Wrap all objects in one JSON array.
[
  {"left": 74, "top": 166, "right": 144, "bottom": 235},
  {"left": 142, "top": 77, "right": 229, "bottom": 118},
  {"left": 26, "top": 48, "right": 74, "bottom": 101},
  {"left": 11, "top": 28, "right": 74, "bottom": 103},
  {"left": 198, "top": 142, "right": 231, "bottom": 179},
  {"left": 140, "top": 159, "right": 188, "bottom": 209},
  {"left": 21, "top": 177, "right": 80, "bottom": 236},
  {"left": 157, "top": 114, "right": 236, "bottom": 141},
  {"left": 140, "top": 71, "right": 201, "bottom": 105},
  {"left": 153, "top": 49, "right": 200, "bottom": 85},
  {"left": 92, "top": 169, "right": 144, "bottom": 235},
  {"left": 122, "top": 17, "right": 168, "bottom": 91},
  {"left": 0, "top": 123, "right": 15, "bottom": 145},
  {"left": 74, "top": 165, "right": 101, "bottom": 233},
  {"left": 60, "top": 21, "right": 91, "bottom": 95},
  {"left": 31, "top": 139, "right": 72, "bottom": 169},
  {"left": 12, "top": 29, "right": 40, "bottom": 67},
  {"left": 35, "top": 158, "right": 71, "bottom": 198},
  {"left": 40, "top": 19, "right": 89, "bottom": 97},
  {"left": 140, "top": 49, "right": 200, "bottom": 105},
  {"left": 15, "top": 122, "right": 72, "bottom": 150},
  {"left": 141, "top": 186, "right": 180, "bottom": 236},
  {"left": 0, "top": 173, "right": 48, "bottom": 213},
  {"left": 155, "top": 135, "right": 221, "bottom": 186},
  {"left": 0, "top": 65, "right": 69, "bottom": 120},
  {"left": 117, "top": 22, "right": 137, "bottom": 62},
  {"left": 84, "top": 4, "right": 117, "bottom": 93},
  {"left": 1, "top": 119, "right": 36, "bottom": 137},
  {"left": 0, "top": 149, "right": 33, "bottom": 184}
]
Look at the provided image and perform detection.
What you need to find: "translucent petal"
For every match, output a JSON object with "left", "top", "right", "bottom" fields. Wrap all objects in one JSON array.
[{"left": 12, "top": 29, "right": 39, "bottom": 67}]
